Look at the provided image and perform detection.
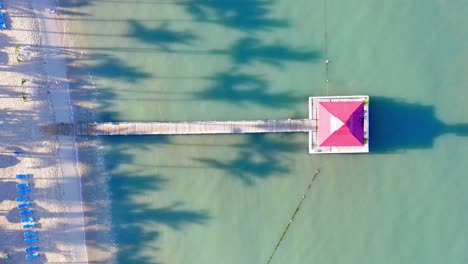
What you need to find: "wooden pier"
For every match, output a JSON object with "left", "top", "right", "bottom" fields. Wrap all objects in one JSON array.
[
  {"left": 41, "top": 96, "right": 369, "bottom": 154},
  {"left": 47, "top": 119, "right": 317, "bottom": 136}
]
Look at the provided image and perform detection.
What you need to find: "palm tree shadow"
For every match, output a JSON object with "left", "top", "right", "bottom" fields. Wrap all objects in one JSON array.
[
  {"left": 194, "top": 134, "right": 301, "bottom": 185},
  {"left": 78, "top": 53, "right": 152, "bottom": 83},
  {"left": 194, "top": 70, "right": 301, "bottom": 108},
  {"left": 196, "top": 150, "right": 288, "bottom": 185},
  {"left": 370, "top": 96, "right": 468, "bottom": 153},
  {"left": 110, "top": 173, "right": 209, "bottom": 264},
  {"left": 127, "top": 20, "right": 197, "bottom": 51},
  {"left": 183, "top": 0, "right": 288, "bottom": 31},
  {"left": 97, "top": 136, "right": 209, "bottom": 263},
  {"left": 227, "top": 37, "right": 321, "bottom": 67},
  {"left": 0, "top": 50, "right": 8, "bottom": 65},
  {"left": 57, "top": 0, "right": 92, "bottom": 8},
  {"left": 0, "top": 154, "right": 20, "bottom": 168}
]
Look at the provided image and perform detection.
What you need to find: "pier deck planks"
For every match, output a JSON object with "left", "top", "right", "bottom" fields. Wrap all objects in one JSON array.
[{"left": 73, "top": 119, "right": 317, "bottom": 136}]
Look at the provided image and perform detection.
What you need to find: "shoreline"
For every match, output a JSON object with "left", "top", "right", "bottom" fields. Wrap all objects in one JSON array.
[
  {"left": 0, "top": 0, "right": 88, "bottom": 262},
  {"left": 30, "top": 0, "right": 89, "bottom": 261},
  {"left": 40, "top": 1, "right": 117, "bottom": 262}
]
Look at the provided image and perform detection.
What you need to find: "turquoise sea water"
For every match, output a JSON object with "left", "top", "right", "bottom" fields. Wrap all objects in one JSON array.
[{"left": 63, "top": 0, "right": 468, "bottom": 263}]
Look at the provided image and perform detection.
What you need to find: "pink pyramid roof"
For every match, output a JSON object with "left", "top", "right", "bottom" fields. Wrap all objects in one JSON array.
[{"left": 318, "top": 101, "right": 365, "bottom": 147}]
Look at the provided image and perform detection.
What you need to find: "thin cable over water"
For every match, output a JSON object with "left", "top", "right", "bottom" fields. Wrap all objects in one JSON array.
[
  {"left": 266, "top": 169, "right": 321, "bottom": 264},
  {"left": 323, "top": 0, "right": 330, "bottom": 95}
]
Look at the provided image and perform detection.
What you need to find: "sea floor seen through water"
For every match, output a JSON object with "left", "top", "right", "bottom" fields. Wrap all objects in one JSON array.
[{"left": 62, "top": 0, "right": 468, "bottom": 263}]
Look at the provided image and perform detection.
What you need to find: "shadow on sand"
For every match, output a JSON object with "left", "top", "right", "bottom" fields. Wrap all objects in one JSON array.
[{"left": 0, "top": 155, "right": 20, "bottom": 168}]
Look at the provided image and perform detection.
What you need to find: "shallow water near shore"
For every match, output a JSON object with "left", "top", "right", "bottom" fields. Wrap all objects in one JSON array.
[{"left": 62, "top": 0, "right": 468, "bottom": 263}]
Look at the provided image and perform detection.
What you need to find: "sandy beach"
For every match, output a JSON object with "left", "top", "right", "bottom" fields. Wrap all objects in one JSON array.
[{"left": 0, "top": 0, "right": 88, "bottom": 262}]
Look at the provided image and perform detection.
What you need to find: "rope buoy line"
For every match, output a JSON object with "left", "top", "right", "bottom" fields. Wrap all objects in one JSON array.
[
  {"left": 266, "top": 169, "right": 321, "bottom": 264},
  {"left": 323, "top": 0, "right": 330, "bottom": 95}
]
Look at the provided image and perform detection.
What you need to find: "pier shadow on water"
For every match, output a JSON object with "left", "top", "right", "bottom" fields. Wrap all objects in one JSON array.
[{"left": 370, "top": 96, "right": 468, "bottom": 153}]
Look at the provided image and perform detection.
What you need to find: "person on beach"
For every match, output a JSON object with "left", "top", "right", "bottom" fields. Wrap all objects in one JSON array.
[{"left": 45, "top": 8, "right": 56, "bottom": 14}]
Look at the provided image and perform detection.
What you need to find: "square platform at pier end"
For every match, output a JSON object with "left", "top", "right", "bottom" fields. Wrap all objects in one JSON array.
[{"left": 309, "top": 95, "right": 369, "bottom": 154}]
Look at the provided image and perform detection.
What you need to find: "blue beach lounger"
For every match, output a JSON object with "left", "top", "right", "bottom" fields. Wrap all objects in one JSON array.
[
  {"left": 24, "top": 231, "right": 37, "bottom": 238},
  {"left": 20, "top": 209, "right": 33, "bottom": 217},
  {"left": 16, "top": 173, "right": 28, "bottom": 179},
  {"left": 26, "top": 253, "right": 40, "bottom": 260},
  {"left": 0, "top": 13, "right": 6, "bottom": 30},
  {"left": 17, "top": 188, "right": 31, "bottom": 195},
  {"left": 16, "top": 196, "right": 29, "bottom": 203},
  {"left": 24, "top": 237, "right": 38, "bottom": 244},
  {"left": 18, "top": 202, "right": 31, "bottom": 209},
  {"left": 16, "top": 182, "right": 29, "bottom": 189},
  {"left": 21, "top": 217, "right": 34, "bottom": 223},
  {"left": 22, "top": 223, "right": 35, "bottom": 229},
  {"left": 25, "top": 246, "right": 39, "bottom": 253}
]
